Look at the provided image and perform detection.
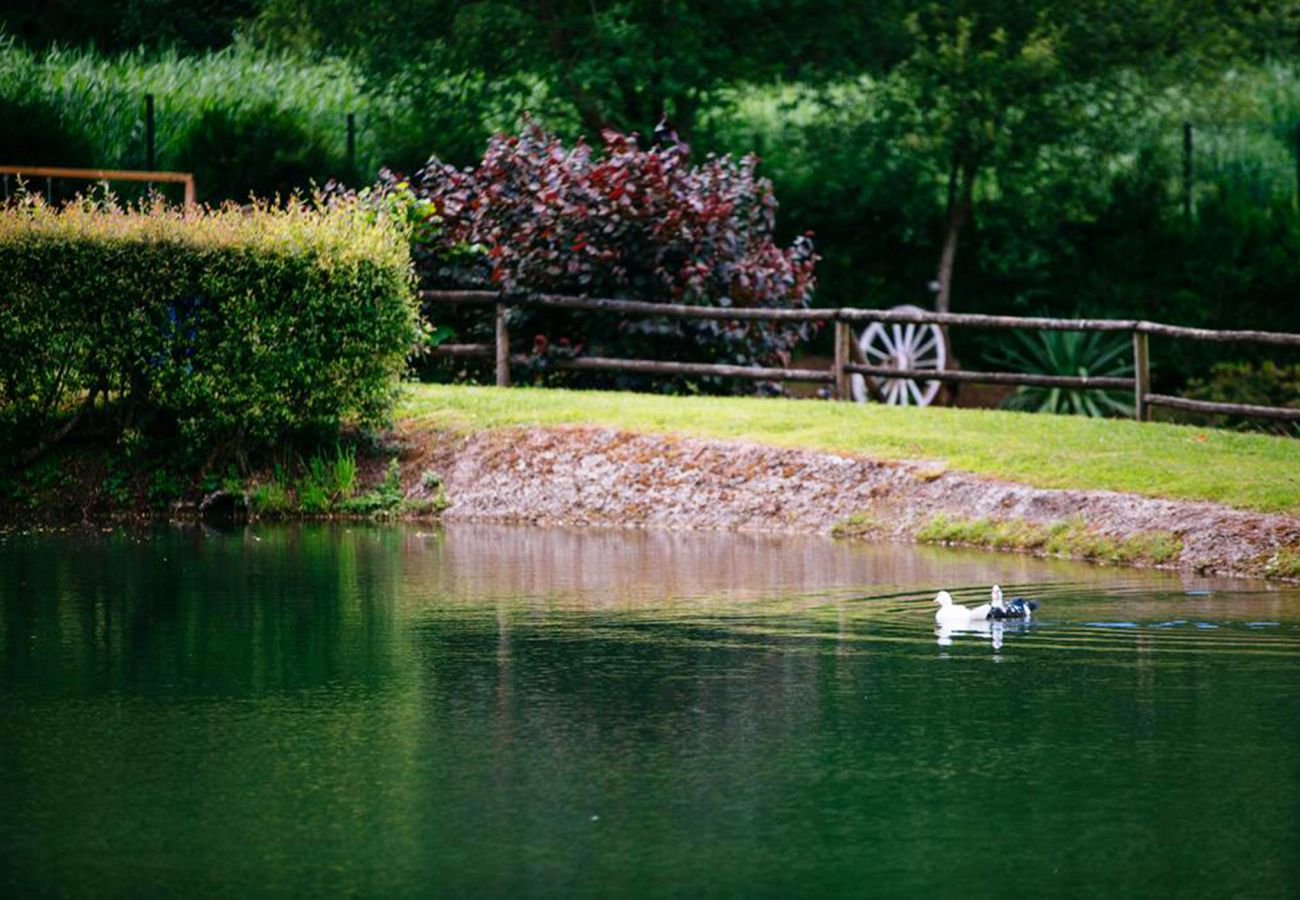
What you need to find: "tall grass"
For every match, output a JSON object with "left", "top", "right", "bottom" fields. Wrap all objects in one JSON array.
[
  {"left": 0, "top": 37, "right": 577, "bottom": 200},
  {"left": 0, "top": 38, "right": 449, "bottom": 200}
]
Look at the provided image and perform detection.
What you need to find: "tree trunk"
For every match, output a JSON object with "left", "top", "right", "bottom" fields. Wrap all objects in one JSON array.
[
  {"left": 537, "top": 0, "right": 609, "bottom": 136},
  {"left": 673, "top": 93, "right": 697, "bottom": 144},
  {"left": 934, "top": 157, "right": 976, "bottom": 314}
]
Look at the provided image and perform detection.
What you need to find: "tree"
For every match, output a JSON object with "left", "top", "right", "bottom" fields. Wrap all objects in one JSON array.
[
  {"left": 244, "top": 0, "right": 891, "bottom": 143},
  {"left": 868, "top": 0, "right": 1289, "bottom": 312}
]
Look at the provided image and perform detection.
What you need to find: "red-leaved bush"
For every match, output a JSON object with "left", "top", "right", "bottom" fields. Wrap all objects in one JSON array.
[{"left": 386, "top": 122, "right": 818, "bottom": 390}]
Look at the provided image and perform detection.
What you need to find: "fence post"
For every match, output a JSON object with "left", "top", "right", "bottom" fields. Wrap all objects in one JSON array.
[
  {"left": 495, "top": 303, "right": 511, "bottom": 387},
  {"left": 833, "top": 319, "right": 851, "bottom": 400},
  {"left": 346, "top": 113, "right": 356, "bottom": 176},
  {"left": 1132, "top": 329, "right": 1150, "bottom": 422},
  {"left": 145, "top": 94, "right": 156, "bottom": 170},
  {"left": 1182, "top": 121, "right": 1193, "bottom": 219}
]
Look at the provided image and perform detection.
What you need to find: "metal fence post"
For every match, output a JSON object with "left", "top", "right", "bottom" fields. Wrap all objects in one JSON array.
[
  {"left": 1132, "top": 329, "right": 1150, "bottom": 422},
  {"left": 145, "top": 94, "right": 156, "bottom": 170},
  {"left": 346, "top": 113, "right": 356, "bottom": 176},
  {"left": 833, "top": 319, "right": 851, "bottom": 400},
  {"left": 495, "top": 303, "right": 511, "bottom": 387}
]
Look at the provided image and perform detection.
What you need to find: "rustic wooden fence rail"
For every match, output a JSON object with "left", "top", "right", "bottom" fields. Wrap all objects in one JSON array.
[
  {"left": 421, "top": 289, "right": 1300, "bottom": 425},
  {"left": 0, "top": 165, "right": 197, "bottom": 207}
]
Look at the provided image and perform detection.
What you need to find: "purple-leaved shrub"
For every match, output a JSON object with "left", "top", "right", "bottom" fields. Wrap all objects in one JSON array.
[{"left": 382, "top": 122, "right": 818, "bottom": 391}]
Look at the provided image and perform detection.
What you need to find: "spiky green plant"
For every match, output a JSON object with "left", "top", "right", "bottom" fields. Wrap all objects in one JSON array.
[{"left": 992, "top": 330, "right": 1135, "bottom": 417}]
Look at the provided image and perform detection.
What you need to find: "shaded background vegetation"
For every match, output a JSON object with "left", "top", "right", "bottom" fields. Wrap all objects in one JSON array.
[{"left": 4, "top": 0, "right": 1300, "bottom": 400}]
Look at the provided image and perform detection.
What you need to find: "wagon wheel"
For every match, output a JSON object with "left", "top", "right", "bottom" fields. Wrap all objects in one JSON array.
[{"left": 849, "top": 304, "right": 947, "bottom": 406}]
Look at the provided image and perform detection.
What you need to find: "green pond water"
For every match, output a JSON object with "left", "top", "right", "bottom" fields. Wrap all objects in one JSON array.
[{"left": 2, "top": 524, "right": 1298, "bottom": 898}]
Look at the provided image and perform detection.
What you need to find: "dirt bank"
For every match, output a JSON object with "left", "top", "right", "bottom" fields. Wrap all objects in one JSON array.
[{"left": 397, "top": 423, "right": 1300, "bottom": 582}]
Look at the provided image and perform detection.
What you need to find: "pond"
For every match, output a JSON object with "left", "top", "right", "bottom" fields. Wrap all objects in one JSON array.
[{"left": 2, "top": 524, "right": 1298, "bottom": 897}]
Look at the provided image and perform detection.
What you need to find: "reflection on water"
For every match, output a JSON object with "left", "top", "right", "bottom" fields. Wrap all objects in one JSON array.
[
  {"left": 935, "top": 618, "right": 1036, "bottom": 649},
  {"left": 1, "top": 523, "right": 1298, "bottom": 898}
]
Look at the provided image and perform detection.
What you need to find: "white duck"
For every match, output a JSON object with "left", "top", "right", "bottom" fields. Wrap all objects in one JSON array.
[
  {"left": 933, "top": 590, "right": 977, "bottom": 627},
  {"left": 967, "top": 586, "right": 996, "bottom": 621}
]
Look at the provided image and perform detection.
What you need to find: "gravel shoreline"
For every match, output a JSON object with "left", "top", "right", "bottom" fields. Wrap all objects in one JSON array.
[{"left": 398, "top": 423, "right": 1300, "bottom": 582}]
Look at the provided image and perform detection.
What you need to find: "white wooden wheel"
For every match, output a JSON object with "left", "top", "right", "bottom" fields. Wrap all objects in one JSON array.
[{"left": 850, "top": 304, "right": 947, "bottom": 406}]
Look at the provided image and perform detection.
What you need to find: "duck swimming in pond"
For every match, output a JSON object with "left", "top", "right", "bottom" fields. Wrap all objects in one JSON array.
[
  {"left": 967, "top": 589, "right": 995, "bottom": 621},
  {"left": 934, "top": 590, "right": 977, "bottom": 627},
  {"left": 987, "top": 584, "right": 1038, "bottom": 620}
]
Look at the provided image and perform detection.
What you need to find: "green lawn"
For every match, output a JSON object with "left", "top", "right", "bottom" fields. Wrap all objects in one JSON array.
[{"left": 397, "top": 384, "right": 1300, "bottom": 516}]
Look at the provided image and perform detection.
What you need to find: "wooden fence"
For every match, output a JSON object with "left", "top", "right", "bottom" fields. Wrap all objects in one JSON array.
[
  {"left": 422, "top": 289, "right": 1300, "bottom": 424},
  {"left": 0, "top": 165, "right": 196, "bottom": 207}
]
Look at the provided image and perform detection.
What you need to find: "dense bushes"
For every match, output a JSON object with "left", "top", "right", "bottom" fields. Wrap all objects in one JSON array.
[
  {"left": 0, "top": 196, "right": 418, "bottom": 461},
  {"left": 390, "top": 123, "right": 818, "bottom": 390},
  {"left": 1180, "top": 362, "right": 1300, "bottom": 435}
]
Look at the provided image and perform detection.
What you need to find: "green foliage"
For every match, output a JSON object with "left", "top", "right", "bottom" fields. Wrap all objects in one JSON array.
[
  {"left": 148, "top": 468, "right": 185, "bottom": 507},
  {"left": 830, "top": 510, "right": 890, "bottom": 538},
  {"left": 700, "top": 57, "right": 1300, "bottom": 384},
  {"left": 243, "top": 0, "right": 888, "bottom": 142},
  {"left": 296, "top": 446, "right": 359, "bottom": 510},
  {"left": 916, "top": 514, "right": 1182, "bottom": 565},
  {"left": 0, "top": 90, "right": 98, "bottom": 168},
  {"left": 1262, "top": 547, "right": 1300, "bottom": 580},
  {"left": 0, "top": 194, "right": 418, "bottom": 461},
  {"left": 331, "top": 447, "right": 359, "bottom": 499},
  {"left": 992, "top": 330, "right": 1134, "bottom": 417},
  {"left": 0, "top": 38, "right": 487, "bottom": 198},
  {"left": 1181, "top": 362, "right": 1300, "bottom": 436},
  {"left": 174, "top": 103, "right": 336, "bottom": 203},
  {"left": 340, "top": 458, "right": 405, "bottom": 516},
  {"left": 249, "top": 481, "right": 293, "bottom": 517},
  {"left": 1, "top": 0, "right": 256, "bottom": 53}
]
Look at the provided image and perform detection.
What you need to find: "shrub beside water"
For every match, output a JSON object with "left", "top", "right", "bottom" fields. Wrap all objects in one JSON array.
[
  {"left": 0, "top": 195, "right": 419, "bottom": 461},
  {"left": 384, "top": 122, "right": 819, "bottom": 393}
]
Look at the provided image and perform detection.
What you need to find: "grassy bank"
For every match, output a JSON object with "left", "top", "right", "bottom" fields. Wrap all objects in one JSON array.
[{"left": 398, "top": 384, "right": 1300, "bottom": 516}]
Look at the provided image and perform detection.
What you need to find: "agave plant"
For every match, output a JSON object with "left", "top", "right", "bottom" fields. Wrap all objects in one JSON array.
[{"left": 992, "top": 330, "right": 1135, "bottom": 417}]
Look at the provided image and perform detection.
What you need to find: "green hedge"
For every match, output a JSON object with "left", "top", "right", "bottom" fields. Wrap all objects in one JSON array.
[{"left": 0, "top": 196, "right": 418, "bottom": 459}]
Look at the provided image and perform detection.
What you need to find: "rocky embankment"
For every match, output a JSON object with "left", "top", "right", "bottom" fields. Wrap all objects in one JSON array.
[{"left": 397, "top": 424, "right": 1300, "bottom": 582}]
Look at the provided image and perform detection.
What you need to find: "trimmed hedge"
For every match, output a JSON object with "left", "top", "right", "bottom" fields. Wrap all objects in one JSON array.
[{"left": 0, "top": 196, "right": 418, "bottom": 459}]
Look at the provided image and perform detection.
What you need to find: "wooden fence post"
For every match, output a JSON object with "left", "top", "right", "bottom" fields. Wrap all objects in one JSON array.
[
  {"left": 346, "top": 113, "right": 356, "bottom": 176},
  {"left": 833, "top": 319, "right": 851, "bottom": 400},
  {"left": 1132, "top": 329, "right": 1150, "bottom": 422},
  {"left": 495, "top": 303, "right": 511, "bottom": 388},
  {"left": 145, "top": 94, "right": 156, "bottom": 171}
]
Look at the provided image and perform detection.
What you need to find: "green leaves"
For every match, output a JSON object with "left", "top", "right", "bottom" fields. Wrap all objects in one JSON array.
[
  {"left": 0, "top": 195, "right": 418, "bottom": 460},
  {"left": 992, "top": 329, "right": 1134, "bottom": 417}
]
